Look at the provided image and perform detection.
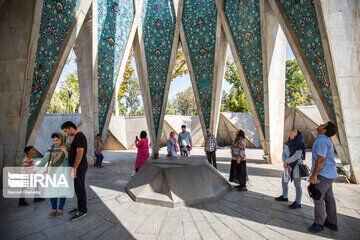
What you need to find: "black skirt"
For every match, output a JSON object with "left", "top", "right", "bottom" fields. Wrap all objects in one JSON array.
[{"left": 229, "top": 160, "right": 247, "bottom": 186}]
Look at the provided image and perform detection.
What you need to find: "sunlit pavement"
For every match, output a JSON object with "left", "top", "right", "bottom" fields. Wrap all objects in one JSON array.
[{"left": 1, "top": 148, "right": 359, "bottom": 240}]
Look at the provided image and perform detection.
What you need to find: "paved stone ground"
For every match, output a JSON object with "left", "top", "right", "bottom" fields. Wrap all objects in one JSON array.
[{"left": 1, "top": 148, "right": 360, "bottom": 240}]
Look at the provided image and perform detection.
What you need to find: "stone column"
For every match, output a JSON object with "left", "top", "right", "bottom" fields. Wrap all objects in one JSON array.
[
  {"left": 268, "top": 0, "right": 351, "bottom": 169},
  {"left": 74, "top": 7, "right": 95, "bottom": 164},
  {"left": 262, "top": 0, "right": 286, "bottom": 164},
  {"left": 316, "top": 0, "right": 360, "bottom": 183},
  {"left": 216, "top": 0, "right": 267, "bottom": 151},
  {"left": 26, "top": 0, "right": 93, "bottom": 147},
  {"left": 133, "top": 6, "right": 157, "bottom": 157},
  {"left": 0, "top": 0, "right": 43, "bottom": 168},
  {"left": 210, "top": 14, "right": 228, "bottom": 137}
]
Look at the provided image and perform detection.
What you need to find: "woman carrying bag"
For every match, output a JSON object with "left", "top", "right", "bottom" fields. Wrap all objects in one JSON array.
[
  {"left": 229, "top": 130, "right": 248, "bottom": 191},
  {"left": 37, "top": 132, "right": 72, "bottom": 218},
  {"left": 275, "top": 129, "right": 306, "bottom": 209}
]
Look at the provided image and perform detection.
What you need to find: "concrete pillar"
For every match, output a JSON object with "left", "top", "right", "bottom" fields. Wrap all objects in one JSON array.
[
  {"left": 316, "top": 0, "right": 360, "bottom": 183},
  {"left": 210, "top": 14, "right": 228, "bottom": 137},
  {"left": 74, "top": 7, "right": 95, "bottom": 164},
  {"left": 133, "top": 0, "right": 157, "bottom": 157},
  {"left": 216, "top": 0, "right": 267, "bottom": 151},
  {"left": 26, "top": 0, "right": 92, "bottom": 147},
  {"left": 180, "top": 0, "right": 218, "bottom": 136},
  {"left": 262, "top": 0, "right": 287, "bottom": 164},
  {"left": 97, "top": 0, "right": 137, "bottom": 143},
  {"left": 0, "top": 0, "right": 43, "bottom": 167},
  {"left": 268, "top": 0, "right": 351, "bottom": 169}
]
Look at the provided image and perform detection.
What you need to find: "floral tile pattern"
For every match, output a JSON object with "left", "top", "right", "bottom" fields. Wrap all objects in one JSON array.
[
  {"left": 182, "top": 0, "right": 217, "bottom": 129},
  {"left": 97, "top": 0, "right": 134, "bottom": 134},
  {"left": 142, "top": 0, "right": 176, "bottom": 137},
  {"left": 279, "top": 0, "right": 335, "bottom": 119},
  {"left": 224, "top": 0, "right": 265, "bottom": 130},
  {"left": 28, "top": 0, "right": 83, "bottom": 131}
]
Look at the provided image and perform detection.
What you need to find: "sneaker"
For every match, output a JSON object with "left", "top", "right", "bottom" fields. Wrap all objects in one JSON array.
[
  {"left": 56, "top": 210, "right": 63, "bottom": 218},
  {"left": 48, "top": 211, "right": 57, "bottom": 218},
  {"left": 68, "top": 208, "right": 77, "bottom": 215},
  {"left": 275, "top": 196, "right": 288, "bottom": 202},
  {"left": 19, "top": 200, "right": 29, "bottom": 206},
  {"left": 324, "top": 220, "right": 338, "bottom": 232},
  {"left": 33, "top": 198, "right": 45, "bottom": 202},
  {"left": 70, "top": 211, "right": 87, "bottom": 221},
  {"left": 289, "top": 201, "right": 301, "bottom": 209},
  {"left": 99, "top": 166, "right": 104, "bottom": 168},
  {"left": 308, "top": 223, "right": 324, "bottom": 233}
]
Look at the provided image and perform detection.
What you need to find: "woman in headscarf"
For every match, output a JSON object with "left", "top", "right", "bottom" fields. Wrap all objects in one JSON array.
[
  {"left": 229, "top": 130, "right": 247, "bottom": 191},
  {"left": 37, "top": 132, "right": 71, "bottom": 218},
  {"left": 275, "top": 129, "right": 305, "bottom": 209},
  {"left": 167, "top": 132, "right": 178, "bottom": 157},
  {"left": 135, "top": 131, "right": 149, "bottom": 172}
]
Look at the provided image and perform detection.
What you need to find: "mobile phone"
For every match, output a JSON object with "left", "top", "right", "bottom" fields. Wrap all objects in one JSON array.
[{"left": 136, "top": 136, "right": 139, "bottom": 141}]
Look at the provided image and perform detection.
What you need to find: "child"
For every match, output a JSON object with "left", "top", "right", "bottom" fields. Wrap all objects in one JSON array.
[{"left": 19, "top": 146, "right": 45, "bottom": 206}]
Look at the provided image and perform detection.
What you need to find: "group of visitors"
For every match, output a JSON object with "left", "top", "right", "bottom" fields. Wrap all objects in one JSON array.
[
  {"left": 166, "top": 125, "right": 218, "bottom": 168},
  {"left": 20, "top": 121, "right": 89, "bottom": 221},
  {"left": 20, "top": 117, "right": 340, "bottom": 233},
  {"left": 274, "top": 121, "right": 339, "bottom": 233},
  {"left": 163, "top": 121, "right": 340, "bottom": 234}
]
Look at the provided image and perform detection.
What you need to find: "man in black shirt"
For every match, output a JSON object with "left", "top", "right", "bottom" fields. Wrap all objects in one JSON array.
[{"left": 61, "top": 121, "right": 88, "bottom": 221}]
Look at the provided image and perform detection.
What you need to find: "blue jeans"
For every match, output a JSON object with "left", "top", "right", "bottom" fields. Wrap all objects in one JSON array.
[
  {"left": 50, "top": 198, "right": 66, "bottom": 210},
  {"left": 282, "top": 175, "right": 302, "bottom": 204},
  {"left": 95, "top": 153, "right": 104, "bottom": 166}
]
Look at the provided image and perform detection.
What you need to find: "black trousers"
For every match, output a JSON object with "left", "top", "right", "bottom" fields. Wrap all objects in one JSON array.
[
  {"left": 74, "top": 165, "right": 87, "bottom": 213},
  {"left": 229, "top": 160, "right": 247, "bottom": 187},
  {"left": 206, "top": 151, "right": 217, "bottom": 168}
]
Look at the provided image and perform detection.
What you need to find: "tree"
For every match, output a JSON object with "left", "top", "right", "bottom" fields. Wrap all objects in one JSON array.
[
  {"left": 47, "top": 73, "right": 80, "bottom": 113},
  {"left": 117, "top": 50, "right": 134, "bottom": 115},
  {"left": 173, "top": 87, "right": 197, "bottom": 116},
  {"left": 165, "top": 100, "right": 176, "bottom": 115},
  {"left": 171, "top": 47, "right": 189, "bottom": 80},
  {"left": 125, "top": 77, "right": 141, "bottom": 116},
  {"left": 285, "top": 59, "right": 313, "bottom": 107},
  {"left": 221, "top": 60, "right": 250, "bottom": 112}
]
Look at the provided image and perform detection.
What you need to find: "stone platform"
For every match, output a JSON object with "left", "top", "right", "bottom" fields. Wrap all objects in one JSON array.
[{"left": 125, "top": 158, "right": 231, "bottom": 208}]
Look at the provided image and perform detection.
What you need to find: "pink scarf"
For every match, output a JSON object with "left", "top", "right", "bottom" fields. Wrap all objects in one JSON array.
[{"left": 170, "top": 132, "right": 178, "bottom": 151}]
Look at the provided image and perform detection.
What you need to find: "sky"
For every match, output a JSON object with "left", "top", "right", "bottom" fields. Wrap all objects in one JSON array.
[{"left": 57, "top": 42, "right": 296, "bottom": 99}]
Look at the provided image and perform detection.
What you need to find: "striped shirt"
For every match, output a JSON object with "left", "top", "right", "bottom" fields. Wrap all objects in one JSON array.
[{"left": 22, "top": 155, "right": 34, "bottom": 167}]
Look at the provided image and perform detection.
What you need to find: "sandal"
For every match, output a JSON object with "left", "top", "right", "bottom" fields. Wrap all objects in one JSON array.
[
  {"left": 48, "top": 210, "right": 57, "bottom": 217},
  {"left": 56, "top": 210, "right": 63, "bottom": 218}
]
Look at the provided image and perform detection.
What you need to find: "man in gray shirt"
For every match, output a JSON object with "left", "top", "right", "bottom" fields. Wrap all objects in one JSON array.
[{"left": 178, "top": 125, "right": 192, "bottom": 157}]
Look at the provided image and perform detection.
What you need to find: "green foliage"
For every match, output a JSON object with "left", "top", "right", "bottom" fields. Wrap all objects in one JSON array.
[
  {"left": 172, "top": 87, "right": 197, "bottom": 116},
  {"left": 221, "top": 60, "right": 250, "bottom": 112},
  {"left": 171, "top": 47, "right": 189, "bottom": 80},
  {"left": 285, "top": 59, "right": 313, "bottom": 107},
  {"left": 135, "top": 107, "right": 145, "bottom": 116},
  {"left": 165, "top": 101, "right": 176, "bottom": 115},
  {"left": 47, "top": 73, "right": 79, "bottom": 113},
  {"left": 125, "top": 77, "right": 141, "bottom": 116}
]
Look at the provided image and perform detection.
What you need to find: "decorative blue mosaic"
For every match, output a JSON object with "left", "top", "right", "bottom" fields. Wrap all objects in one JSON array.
[
  {"left": 28, "top": 0, "right": 83, "bottom": 131},
  {"left": 142, "top": 0, "right": 176, "bottom": 137},
  {"left": 224, "top": 0, "right": 265, "bottom": 130},
  {"left": 279, "top": 0, "right": 335, "bottom": 119},
  {"left": 97, "top": 0, "right": 134, "bottom": 134},
  {"left": 182, "top": 0, "right": 217, "bottom": 129}
]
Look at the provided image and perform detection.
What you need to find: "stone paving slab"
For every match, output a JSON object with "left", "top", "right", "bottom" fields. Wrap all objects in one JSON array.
[{"left": 0, "top": 148, "right": 359, "bottom": 240}]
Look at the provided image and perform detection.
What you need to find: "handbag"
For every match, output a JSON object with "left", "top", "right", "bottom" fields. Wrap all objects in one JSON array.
[
  {"left": 283, "top": 168, "right": 291, "bottom": 183},
  {"left": 298, "top": 163, "right": 310, "bottom": 177}
]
